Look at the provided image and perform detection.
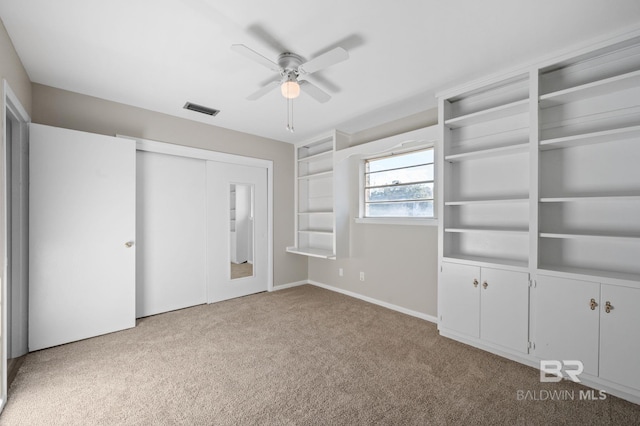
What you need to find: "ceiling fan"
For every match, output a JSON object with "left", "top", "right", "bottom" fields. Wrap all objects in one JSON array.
[{"left": 231, "top": 44, "right": 349, "bottom": 104}]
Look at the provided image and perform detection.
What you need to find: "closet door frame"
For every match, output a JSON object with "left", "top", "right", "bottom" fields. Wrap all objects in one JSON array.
[{"left": 129, "top": 137, "right": 274, "bottom": 293}]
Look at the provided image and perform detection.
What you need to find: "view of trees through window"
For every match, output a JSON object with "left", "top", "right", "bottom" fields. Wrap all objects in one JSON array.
[{"left": 364, "top": 148, "right": 434, "bottom": 218}]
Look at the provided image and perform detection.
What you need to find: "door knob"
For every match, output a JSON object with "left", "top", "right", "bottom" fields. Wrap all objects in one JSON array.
[
  {"left": 482, "top": 281, "right": 488, "bottom": 289},
  {"left": 589, "top": 298, "right": 598, "bottom": 310},
  {"left": 605, "top": 301, "right": 613, "bottom": 314},
  {"left": 125, "top": 241, "right": 134, "bottom": 248},
  {"left": 473, "top": 279, "right": 479, "bottom": 288}
]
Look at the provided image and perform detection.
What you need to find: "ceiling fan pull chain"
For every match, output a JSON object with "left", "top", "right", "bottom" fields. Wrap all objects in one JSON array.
[
  {"left": 290, "top": 97, "right": 294, "bottom": 133},
  {"left": 286, "top": 97, "right": 294, "bottom": 133}
]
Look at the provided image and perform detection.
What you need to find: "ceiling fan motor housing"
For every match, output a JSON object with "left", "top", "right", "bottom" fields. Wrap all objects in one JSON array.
[{"left": 278, "top": 52, "right": 304, "bottom": 77}]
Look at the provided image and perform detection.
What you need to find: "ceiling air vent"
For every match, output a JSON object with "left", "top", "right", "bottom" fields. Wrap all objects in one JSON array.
[{"left": 183, "top": 102, "right": 220, "bottom": 116}]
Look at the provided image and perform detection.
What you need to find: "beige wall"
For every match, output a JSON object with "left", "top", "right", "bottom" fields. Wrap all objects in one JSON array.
[
  {"left": 308, "top": 108, "right": 439, "bottom": 317},
  {"left": 31, "top": 83, "right": 307, "bottom": 287}
]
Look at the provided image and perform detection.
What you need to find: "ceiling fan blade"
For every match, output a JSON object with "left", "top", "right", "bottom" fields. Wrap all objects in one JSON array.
[
  {"left": 246, "top": 80, "right": 281, "bottom": 100},
  {"left": 231, "top": 44, "right": 282, "bottom": 72},
  {"left": 299, "top": 80, "right": 331, "bottom": 103},
  {"left": 298, "top": 47, "right": 349, "bottom": 75}
]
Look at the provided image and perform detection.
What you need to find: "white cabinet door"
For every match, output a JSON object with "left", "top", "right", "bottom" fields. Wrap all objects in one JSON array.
[
  {"left": 29, "top": 124, "right": 136, "bottom": 351},
  {"left": 534, "top": 275, "right": 600, "bottom": 376},
  {"left": 480, "top": 268, "right": 529, "bottom": 353},
  {"left": 439, "top": 262, "right": 480, "bottom": 338},
  {"left": 599, "top": 284, "right": 640, "bottom": 390}
]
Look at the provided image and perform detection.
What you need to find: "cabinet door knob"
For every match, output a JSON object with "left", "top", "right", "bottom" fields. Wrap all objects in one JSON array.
[
  {"left": 589, "top": 298, "right": 598, "bottom": 310},
  {"left": 473, "top": 279, "right": 479, "bottom": 288},
  {"left": 125, "top": 241, "right": 134, "bottom": 248},
  {"left": 482, "top": 281, "right": 488, "bottom": 289},
  {"left": 605, "top": 301, "right": 613, "bottom": 314}
]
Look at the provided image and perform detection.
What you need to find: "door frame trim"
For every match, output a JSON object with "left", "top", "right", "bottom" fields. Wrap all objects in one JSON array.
[
  {"left": 124, "top": 136, "right": 274, "bottom": 293},
  {"left": 2, "top": 80, "right": 30, "bottom": 412}
]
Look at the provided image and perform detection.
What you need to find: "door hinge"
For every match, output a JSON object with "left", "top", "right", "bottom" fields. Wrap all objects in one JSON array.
[
  {"left": 529, "top": 279, "right": 536, "bottom": 288},
  {"left": 528, "top": 341, "right": 535, "bottom": 350}
]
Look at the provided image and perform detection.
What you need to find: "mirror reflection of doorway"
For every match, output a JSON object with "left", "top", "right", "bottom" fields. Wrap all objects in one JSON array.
[{"left": 230, "top": 184, "right": 254, "bottom": 280}]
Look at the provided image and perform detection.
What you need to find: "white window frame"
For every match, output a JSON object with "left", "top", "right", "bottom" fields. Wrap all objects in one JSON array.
[{"left": 356, "top": 144, "right": 438, "bottom": 226}]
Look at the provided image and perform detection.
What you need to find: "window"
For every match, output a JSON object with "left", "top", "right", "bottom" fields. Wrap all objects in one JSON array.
[{"left": 363, "top": 148, "right": 434, "bottom": 218}]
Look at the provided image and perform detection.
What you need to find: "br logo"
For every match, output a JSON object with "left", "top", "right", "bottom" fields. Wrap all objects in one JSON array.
[{"left": 540, "top": 360, "right": 584, "bottom": 383}]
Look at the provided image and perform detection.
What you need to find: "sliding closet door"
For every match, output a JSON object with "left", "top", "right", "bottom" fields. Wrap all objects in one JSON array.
[
  {"left": 207, "top": 162, "right": 268, "bottom": 303},
  {"left": 29, "top": 124, "right": 136, "bottom": 351},
  {"left": 136, "top": 151, "right": 207, "bottom": 317}
]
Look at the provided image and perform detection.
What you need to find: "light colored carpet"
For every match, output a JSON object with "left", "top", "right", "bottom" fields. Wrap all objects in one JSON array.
[
  {"left": 1, "top": 285, "right": 639, "bottom": 425},
  {"left": 230, "top": 262, "right": 253, "bottom": 280}
]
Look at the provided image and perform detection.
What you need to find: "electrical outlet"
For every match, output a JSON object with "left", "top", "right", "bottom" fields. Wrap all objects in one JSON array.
[
  {"left": 339, "top": 268, "right": 344, "bottom": 277},
  {"left": 359, "top": 272, "right": 365, "bottom": 281}
]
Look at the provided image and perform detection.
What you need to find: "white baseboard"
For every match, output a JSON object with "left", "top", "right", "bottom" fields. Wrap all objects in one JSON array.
[
  {"left": 271, "top": 280, "right": 308, "bottom": 291},
  {"left": 308, "top": 280, "right": 437, "bottom": 323}
]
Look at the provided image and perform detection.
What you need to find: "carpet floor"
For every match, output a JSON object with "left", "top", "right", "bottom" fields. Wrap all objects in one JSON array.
[{"left": 1, "top": 285, "right": 639, "bottom": 425}]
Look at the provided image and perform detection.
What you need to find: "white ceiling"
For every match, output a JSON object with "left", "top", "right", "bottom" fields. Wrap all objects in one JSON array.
[{"left": 2, "top": 1, "right": 640, "bottom": 143}]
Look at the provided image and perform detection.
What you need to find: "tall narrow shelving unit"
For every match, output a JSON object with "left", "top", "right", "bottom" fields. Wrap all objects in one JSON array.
[
  {"left": 537, "top": 37, "right": 640, "bottom": 282},
  {"left": 287, "top": 130, "right": 349, "bottom": 259},
  {"left": 439, "top": 73, "right": 531, "bottom": 269}
]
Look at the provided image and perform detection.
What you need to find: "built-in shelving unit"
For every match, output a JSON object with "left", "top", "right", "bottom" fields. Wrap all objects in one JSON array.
[
  {"left": 287, "top": 130, "right": 349, "bottom": 259},
  {"left": 440, "top": 72, "right": 531, "bottom": 269},
  {"left": 538, "top": 36, "right": 640, "bottom": 282},
  {"left": 438, "top": 33, "right": 640, "bottom": 404}
]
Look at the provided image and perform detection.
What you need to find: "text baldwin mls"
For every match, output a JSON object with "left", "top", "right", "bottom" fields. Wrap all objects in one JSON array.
[{"left": 517, "top": 389, "right": 607, "bottom": 401}]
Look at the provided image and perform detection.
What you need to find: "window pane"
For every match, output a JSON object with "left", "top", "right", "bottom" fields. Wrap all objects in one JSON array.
[
  {"left": 365, "top": 201, "right": 434, "bottom": 217},
  {"left": 366, "top": 164, "right": 433, "bottom": 187},
  {"left": 366, "top": 149, "right": 433, "bottom": 173},
  {"left": 366, "top": 183, "right": 433, "bottom": 203}
]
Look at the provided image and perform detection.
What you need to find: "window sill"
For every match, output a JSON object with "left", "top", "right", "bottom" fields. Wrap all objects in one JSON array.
[{"left": 354, "top": 217, "right": 439, "bottom": 226}]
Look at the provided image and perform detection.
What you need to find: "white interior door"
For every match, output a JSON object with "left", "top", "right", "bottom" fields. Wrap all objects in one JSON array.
[
  {"left": 29, "top": 124, "right": 136, "bottom": 351},
  {"left": 136, "top": 151, "right": 207, "bottom": 317},
  {"left": 207, "top": 162, "right": 268, "bottom": 303}
]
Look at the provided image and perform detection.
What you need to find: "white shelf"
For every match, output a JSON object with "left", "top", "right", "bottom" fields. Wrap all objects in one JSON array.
[
  {"left": 540, "top": 195, "right": 640, "bottom": 202},
  {"left": 540, "top": 232, "right": 640, "bottom": 243},
  {"left": 286, "top": 246, "right": 336, "bottom": 259},
  {"left": 445, "top": 197, "right": 528, "bottom": 206},
  {"left": 539, "top": 125, "right": 640, "bottom": 150},
  {"left": 298, "top": 229, "right": 333, "bottom": 235},
  {"left": 298, "top": 150, "right": 333, "bottom": 163},
  {"left": 539, "top": 69, "right": 640, "bottom": 108},
  {"left": 445, "top": 99, "right": 529, "bottom": 128},
  {"left": 298, "top": 170, "right": 333, "bottom": 180},
  {"left": 443, "top": 255, "right": 529, "bottom": 271},
  {"left": 445, "top": 227, "right": 529, "bottom": 235},
  {"left": 445, "top": 143, "right": 529, "bottom": 162},
  {"left": 538, "top": 265, "right": 640, "bottom": 286},
  {"left": 298, "top": 210, "right": 334, "bottom": 215}
]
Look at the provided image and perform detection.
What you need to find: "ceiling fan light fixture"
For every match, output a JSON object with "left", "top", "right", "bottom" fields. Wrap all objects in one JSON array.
[{"left": 281, "top": 80, "right": 300, "bottom": 99}]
